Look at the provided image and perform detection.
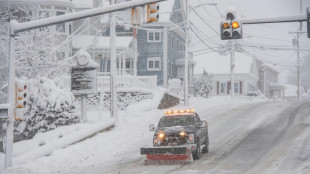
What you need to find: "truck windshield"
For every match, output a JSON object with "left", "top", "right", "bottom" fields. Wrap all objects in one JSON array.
[{"left": 158, "top": 116, "right": 194, "bottom": 127}]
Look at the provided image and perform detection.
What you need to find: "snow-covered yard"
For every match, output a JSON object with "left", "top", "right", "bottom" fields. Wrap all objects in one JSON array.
[{"left": 1, "top": 88, "right": 267, "bottom": 174}]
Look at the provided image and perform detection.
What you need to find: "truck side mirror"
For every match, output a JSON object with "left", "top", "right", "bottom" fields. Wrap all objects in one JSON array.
[
  {"left": 149, "top": 124, "right": 155, "bottom": 131},
  {"left": 199, "top": 120, "right": 207, "bottom": 128}
]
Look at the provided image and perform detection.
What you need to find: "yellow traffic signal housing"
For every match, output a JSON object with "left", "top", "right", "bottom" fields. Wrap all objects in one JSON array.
[
  {"left": 15, "top": 80, "right": 27, "bottom": 109},
  {"left": 147, "top": 3, "right": 159, "bottom": 23}
]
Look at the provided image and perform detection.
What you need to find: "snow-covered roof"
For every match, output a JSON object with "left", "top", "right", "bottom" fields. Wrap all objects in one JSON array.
[
  {"left": 175, "top": 59, "right": 196, "bottom": 66},
  {"left": 72, "top": 35, "right": 133, "bottom": 50},
  {"left": 72, "top": 0, "right": 93, "bottom": 9},
  {"left": 195, "top": 53, "right": 254, "bottom": 75}
]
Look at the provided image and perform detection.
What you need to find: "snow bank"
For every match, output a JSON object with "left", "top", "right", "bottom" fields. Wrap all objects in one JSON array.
[
  {"left": 284, "top": 84, "right": 299, "bottom": 96},
  {"left": 13, "top": 118, "right": 115, "bottom": 166}
]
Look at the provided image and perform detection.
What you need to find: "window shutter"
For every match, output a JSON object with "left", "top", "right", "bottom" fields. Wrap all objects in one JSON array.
[
  {"left": 217, "top": 82, "right": 219, "bottom": 95},
  {"left": 240, "top": 81, "right": 242, "bottom": 94}
]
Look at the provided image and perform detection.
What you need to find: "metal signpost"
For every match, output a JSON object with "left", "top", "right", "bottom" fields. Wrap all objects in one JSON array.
[{"left": 71, "top": 66, "right": 98, "bottom": 122}]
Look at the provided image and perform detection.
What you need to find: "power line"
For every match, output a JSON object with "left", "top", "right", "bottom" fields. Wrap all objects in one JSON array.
[
  {"left": 191, "top": 7, "right": 220, "bottom": 35},
  {"left": 191, "top": 26, "right": 221, "bottom": 53}
]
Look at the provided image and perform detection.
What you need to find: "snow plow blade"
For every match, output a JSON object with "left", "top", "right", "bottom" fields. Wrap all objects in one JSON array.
[{"left": 140, "top": 147, "right": 193, "bottom": 161}]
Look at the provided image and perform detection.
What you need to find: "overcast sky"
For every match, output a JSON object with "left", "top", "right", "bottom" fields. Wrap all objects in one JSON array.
[{"left": 190, "top": 0, "right": 310, "bottom": 83}]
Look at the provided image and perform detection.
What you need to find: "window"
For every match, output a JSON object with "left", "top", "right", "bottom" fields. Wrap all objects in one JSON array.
[
  {"left": 170, "top": 62, "right": 173, "bottom": 75},
  {"left": 56, "top": 11, "right": 65, "bottom": 33},
  {"left": 171, "top": 36, "right": 174, "bottom": 48},
  {"left": 126, "top": 60, "right": 131, "bottom": 69},
  {"left": 148, "top": 31, "right": 161, "bottom": 42},
  {"left": 234, "top": 82, "right": 239, "bottom": 94},
  {"left": 147, "top": 57, "right": 161, "bottom": 71},
  {"left": 57, "top": 52, "right": 65, "bottom": 60},
  {"left": 155, "top": 32, "right": 160, "bottom": 41},
  {"left": 180, "top": 43, "right": 183, "bottom": 52},
  {"left": 39, "top": 11, "right": 49, "bottom": 19},
  {"left": 39, "top": 11, "right": 49, "bottom": 31},
  {"left": 220, "top": 82, "right": 226, "bottom": 94},
  {"left": 148, "top": 32, "right": 154, "bottom": 41}
]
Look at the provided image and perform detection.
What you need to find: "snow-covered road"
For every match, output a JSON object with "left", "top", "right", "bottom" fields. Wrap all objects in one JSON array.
[
  {"left": 4, "top": 99, "right": 310, "bottom": 174},
  {"left": 108, "top": 101, "right": 310, "bottom": 174}
]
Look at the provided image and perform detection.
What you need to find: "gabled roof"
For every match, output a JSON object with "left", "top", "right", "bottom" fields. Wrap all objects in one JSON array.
[
  {"left": 195, "top": 53, "right": 254, "bottom": 75},
  {"left": 157, "top": 0, "right": 176, "bottom": 22}
]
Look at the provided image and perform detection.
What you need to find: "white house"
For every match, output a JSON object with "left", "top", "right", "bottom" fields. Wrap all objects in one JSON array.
[{"left": 195, "top": 53, "right": 284, "bottom": 98}]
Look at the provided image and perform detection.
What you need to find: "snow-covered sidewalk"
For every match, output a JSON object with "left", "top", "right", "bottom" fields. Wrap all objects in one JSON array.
[{"left": 1, "top": 90, "right": 267, "bottom": 174}]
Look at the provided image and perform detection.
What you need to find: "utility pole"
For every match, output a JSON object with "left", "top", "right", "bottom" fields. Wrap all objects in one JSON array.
[
  {"left": 163, "top": 26, "right": 168, "bottom": 88},
  {"left": 230, "top": 41, "right": 235, "bottom": 98},
  {"left": 184, "top": 0, "right": 189, "bottom": 106},
  {"left": 288, "top": 0, "right": 304, "bottom": 102},
  {"left": 110, "top": 0, "right": 118, "bottom": 122},
  {"left": 297, "top": 25, "right": 301, "bottom": 102}
]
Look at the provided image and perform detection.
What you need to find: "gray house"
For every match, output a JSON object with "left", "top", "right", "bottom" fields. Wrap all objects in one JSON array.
[{"left": 136, "top": 0, "right": 195, "bottom": 87}]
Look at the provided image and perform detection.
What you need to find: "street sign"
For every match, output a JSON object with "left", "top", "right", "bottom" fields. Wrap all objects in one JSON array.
[
  {"left": 71, "top": 67, "right": 97, "bottom": 94},
  {"left": 0, "top": 108, "right": 9, "bottom": 119}
]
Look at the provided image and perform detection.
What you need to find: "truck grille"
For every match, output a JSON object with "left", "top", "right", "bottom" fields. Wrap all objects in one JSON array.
[{"left": 163, "top": 135, "right": 186, "bottom": 146}]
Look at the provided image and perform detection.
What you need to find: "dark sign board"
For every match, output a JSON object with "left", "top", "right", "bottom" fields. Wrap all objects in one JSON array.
[
  {"left": 0, "top": 108, "right": 8, "bottom": 119},
  {"left": 71, "top": 67, "right": 97, "bottom": 94}
]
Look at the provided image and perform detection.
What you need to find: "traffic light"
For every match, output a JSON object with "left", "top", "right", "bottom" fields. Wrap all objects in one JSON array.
[
  {"left": 15, "top": 80, "right": 27, "bottom": 109},
  {"left": 221, "top": 20, "right": 232, "bottom": 40},
  {"left": 307, "top": 7, "right": 310, "bottom": 38},
  {"left": 147, "top": 3, "right": 159, "bottom": 23},
  {"left": 231, "top": 18, "right": 242, "bottom": 39},
  {"left": 220, "top": 8, "right": 242, "bottom": 40}
]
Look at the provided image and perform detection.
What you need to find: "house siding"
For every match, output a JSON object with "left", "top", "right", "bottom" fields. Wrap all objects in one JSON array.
[
  {"left": 137, "top": 26, "right": 165, "bottom": 85},
  {"left": 256, "top": 60, "right": 279, "bottom": 98},
  {"left": 136, "top": 0, "right": 186, "bottom": 86}
]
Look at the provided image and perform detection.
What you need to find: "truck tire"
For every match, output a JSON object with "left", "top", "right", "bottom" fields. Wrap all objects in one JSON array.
[
  {"left": 202, "top": 136, "right": 209, "bottom": 153},
  {"left": 193, "top": 143, "right": 200, "bottom": 160}
]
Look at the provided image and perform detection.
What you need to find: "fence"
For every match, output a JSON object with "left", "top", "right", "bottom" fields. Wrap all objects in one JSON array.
[
  {"left": 97, "top": 75, "right": 157, "bottom": 90},
  {"left": 168, "top": 78, "right": 184, "bottom": 97}
]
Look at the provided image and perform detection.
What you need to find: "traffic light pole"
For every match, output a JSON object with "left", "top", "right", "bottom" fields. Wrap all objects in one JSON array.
[
  {"left": 184, "top": 0, "right": 189, "bottom": 106},
  {"left": 5, "top": 26, "right": 16, "bottom": 169},
  {"left": 110, "top": 0, "right": 118, "bottom": 123},
  {"left": 230, "top": 42, "right": 235, "bottom": 99}
]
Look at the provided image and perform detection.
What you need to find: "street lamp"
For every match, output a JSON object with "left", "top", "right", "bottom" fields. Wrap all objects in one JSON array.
[{"left": 184, "top": 1, "right": 217, "bottom": 106}]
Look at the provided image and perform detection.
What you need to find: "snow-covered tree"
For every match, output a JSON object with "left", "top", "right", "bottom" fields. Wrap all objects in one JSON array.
[
  {"left": 14, "top": 77, "right": 79, "bottom": 141},
  {"left": 194, "top": 69, "right": 213, "bottom": 98},
  {"left": 0, "top": 5, "right": 74, "bottom": 103},
  {"left": 0, "top": 5, "right": 72, "bottom": 79}
]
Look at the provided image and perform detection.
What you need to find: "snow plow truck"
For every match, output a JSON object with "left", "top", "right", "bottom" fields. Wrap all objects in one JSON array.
[{"left": 140, "top": 109, "right": 209, "bottom": 163}]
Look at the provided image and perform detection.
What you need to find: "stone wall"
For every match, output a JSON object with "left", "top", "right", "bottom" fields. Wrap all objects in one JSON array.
[{"left": 158, "top": 93, "right": 180, "bottom": 110}]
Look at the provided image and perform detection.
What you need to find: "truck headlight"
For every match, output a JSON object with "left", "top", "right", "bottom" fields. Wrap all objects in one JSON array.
[
  {"left": 153, "top": 136, "right": 161, "bottom": 146},
  {"left": 187, "top": 134, "right": 194, "bottom": 144},
  {"left": 179, "top": 131, "right": 186, "bottom": 137}
]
